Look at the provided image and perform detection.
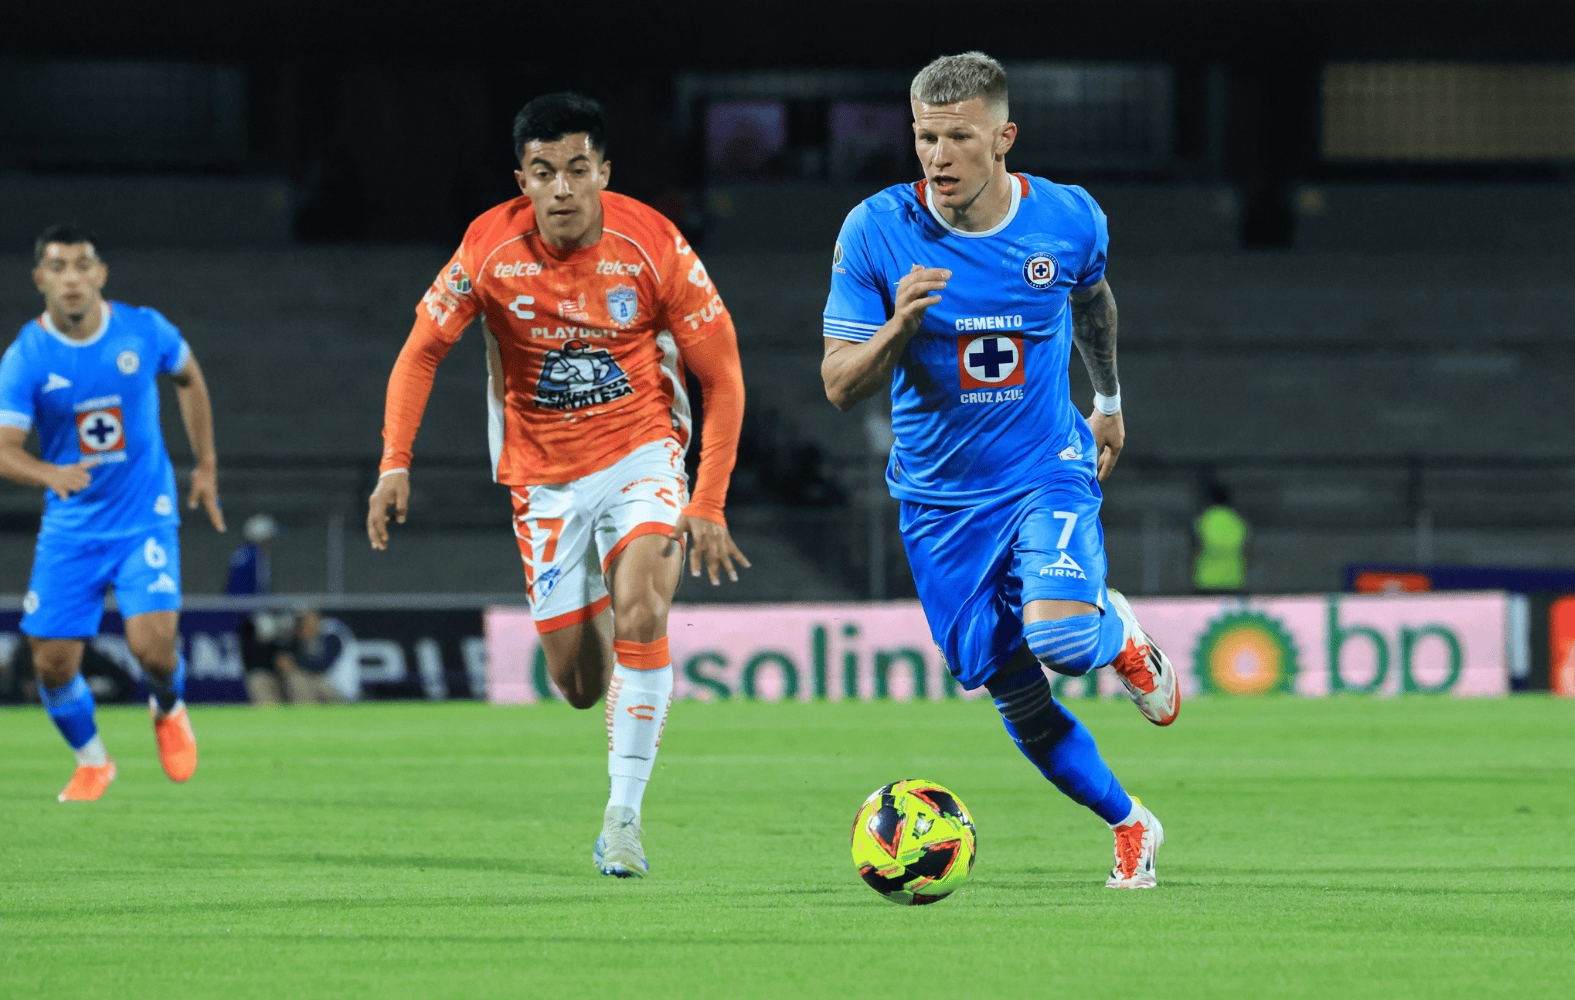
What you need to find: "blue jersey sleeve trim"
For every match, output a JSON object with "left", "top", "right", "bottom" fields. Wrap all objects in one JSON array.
[
  {"left": 167, "top": 339, "right": 192, "bottom": 376},
  {"left": 823, "top": 317, "right": 880, "bottom": 342},
  {"left": 0, "top": 410, "right": 32, "bottom": 431},
  {"left": 823, "top": 201, "right": 892, "bottom": 344}
]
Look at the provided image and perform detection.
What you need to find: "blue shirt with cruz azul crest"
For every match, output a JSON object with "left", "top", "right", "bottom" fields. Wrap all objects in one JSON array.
[
  {"left": 823, "top": 173, "right": 1109, "bottom": 506},
  {"left": 0, "top": 301, "right": 189, "bottom": 539}
]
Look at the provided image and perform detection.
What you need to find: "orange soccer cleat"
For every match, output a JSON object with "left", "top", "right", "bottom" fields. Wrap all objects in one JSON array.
[
  {"left": 58, "top": 760, "right": 117, "bottom": 802},
  {"left": 152, "top": 702, "right": 199, "bottom": 783}
]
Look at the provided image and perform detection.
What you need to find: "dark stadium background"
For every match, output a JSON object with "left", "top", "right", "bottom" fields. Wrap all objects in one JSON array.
[{"left": 2, "top": 0, "right": 1572, "bottom": 675}]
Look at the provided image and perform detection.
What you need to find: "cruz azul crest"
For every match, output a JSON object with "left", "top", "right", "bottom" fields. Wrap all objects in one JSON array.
[{"left": 605, "top": 284, "right": 639, "bottom": 326}]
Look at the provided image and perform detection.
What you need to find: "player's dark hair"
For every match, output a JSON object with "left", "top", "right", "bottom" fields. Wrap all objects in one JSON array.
[
  {"left": 1207, "top": 482, "right": 1233, "bottom": 507},
  {"left": 513, "top": 92, "right": 606, "bottom": 164},
  {"left": 33, "top": 223, "right": 102, "bottom": 265}
]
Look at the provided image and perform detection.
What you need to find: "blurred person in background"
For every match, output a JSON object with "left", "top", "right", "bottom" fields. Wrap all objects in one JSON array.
[
  {"left": 368, "top": 93, "right": 749, "bottom": 878},
  {"left": 226, "top": 512, "right": 289, "bottom": 705},
  {"left": 0, "top": 223, "right": 225, "bottom": 801},
  {"left": 1193, "top": 483, "right": 1250, "bottom": 595},
  {"left": 226, "top": 513, "right": 280, "bottom": 595},
  {"left": 239, "top": 607, "right": 296, "bottom": 706},
  {"left": 275, "top": 608, "right": 349, "bottom": 704}
]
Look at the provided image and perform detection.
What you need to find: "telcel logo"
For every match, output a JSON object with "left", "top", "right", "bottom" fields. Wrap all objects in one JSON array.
[
  {"left": 596, "top": 260, "right": 643, "bottom": 277},
  {"left": 495, "top": 261, "right": 543, "bottom": 278}
]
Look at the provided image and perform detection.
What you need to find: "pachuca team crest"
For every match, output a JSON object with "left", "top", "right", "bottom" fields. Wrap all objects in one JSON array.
[
  {"left": 1192, "top": 609, "right": 1299, "bottom": 695},
  {"left": 606, "top": 285, "right": 638, "bottom": 326}
]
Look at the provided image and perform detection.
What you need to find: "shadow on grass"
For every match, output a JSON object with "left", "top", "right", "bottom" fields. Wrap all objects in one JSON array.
[
  {"left": 203, "top": 849, "right": 576, "bottom": 876},
  {"left": 177, "top": 930, "right": 856, "bottom": 948}
]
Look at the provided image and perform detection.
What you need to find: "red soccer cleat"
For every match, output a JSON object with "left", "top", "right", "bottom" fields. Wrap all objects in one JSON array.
[
  {"left": 58, "top": 760, "right": 117, "bottom": 802},
  {"left": 151, "top": 701, "right": 199, "bottom": 783}
]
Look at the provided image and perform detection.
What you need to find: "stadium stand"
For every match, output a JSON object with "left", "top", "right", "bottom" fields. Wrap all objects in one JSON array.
[
  {"left": 1293, "top": 183, "right": 1575, "bottom": 253},
  {"left": 3, "top": 199, "right": 1573, "bottom": 598}
]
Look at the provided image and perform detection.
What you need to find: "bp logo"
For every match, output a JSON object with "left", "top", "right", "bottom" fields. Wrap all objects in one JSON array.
[
  {"left": 1022, "top": 252, "right": 1059, "bottom": 290},
  {"left": 1192, "top": 610, "right": 1298, "bottom": 695}
]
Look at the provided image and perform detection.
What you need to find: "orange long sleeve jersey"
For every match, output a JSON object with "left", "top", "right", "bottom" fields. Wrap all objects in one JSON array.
[{"left": 380, "top": 192, "right": 744, "bottom": 525}]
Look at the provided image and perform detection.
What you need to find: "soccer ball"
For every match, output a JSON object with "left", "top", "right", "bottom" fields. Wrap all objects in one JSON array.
[{"left": 850, "top": 778, "right": 977, "bottom": 905}]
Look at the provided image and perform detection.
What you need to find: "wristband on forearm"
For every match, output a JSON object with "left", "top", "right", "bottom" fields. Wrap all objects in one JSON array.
[{"left": 1093, "top": 388, "right": 1121, "bottom": 415}]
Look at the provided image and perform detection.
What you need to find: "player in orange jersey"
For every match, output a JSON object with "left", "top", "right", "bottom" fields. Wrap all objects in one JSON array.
[{"left": 367, "top": 93, "right": 748, "bottom": 878}]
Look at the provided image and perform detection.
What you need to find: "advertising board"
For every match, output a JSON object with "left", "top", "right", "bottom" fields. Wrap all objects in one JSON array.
[
  {"left": 0, "top": 607, "right": 485, "bottom": 704},
  {"left": 485, "top": 592, "right": 1517, "bottom": 703},
  {"left": 1552, "top": 595, "right": 1575, "bottom": 697}
]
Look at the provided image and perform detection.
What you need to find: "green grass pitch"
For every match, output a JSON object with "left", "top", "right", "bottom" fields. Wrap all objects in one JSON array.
[{"left": 3, "top": 695, "right": 1571, "bottom": 999}]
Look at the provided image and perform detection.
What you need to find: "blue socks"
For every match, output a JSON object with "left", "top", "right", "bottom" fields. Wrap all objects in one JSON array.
[
  {"left": 145, "top": 654, "right": 187, "bottom": 714},
  {"left": 986, "top": 665, "right": 1133, "bottom": 825},
  {"left": 1023, "top": 611, "right": 1124, "bottom": 677},
  {"left": 40, "top": 674, "right": 98, "bottom": 751}
]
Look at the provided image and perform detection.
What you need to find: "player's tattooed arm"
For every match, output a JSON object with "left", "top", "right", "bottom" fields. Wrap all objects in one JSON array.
[
  {"left": 1070, "top": 279, "right": 1118, "bottom": 397},
  {"left": 823, "top": 265, "right": 950, "bottom": 410},
  {"left": 1071, "top": 279, "right": 1125, "bottom": 481}
]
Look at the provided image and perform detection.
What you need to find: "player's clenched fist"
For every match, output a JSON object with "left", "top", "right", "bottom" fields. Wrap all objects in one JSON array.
[
  {"left": 366, "top": 471, "right": 410, "bottom": 550},
  {"left": 893, "top": 264, "right": 950, "bottom": 338}
]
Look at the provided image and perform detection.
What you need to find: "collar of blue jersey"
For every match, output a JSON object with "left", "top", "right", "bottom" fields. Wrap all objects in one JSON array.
[
  {"left": 40, "top": 301, "right": 113, "bottom": 347},
  {"left": 923, "top": 173, "right": 1024, "bottom": 239}
]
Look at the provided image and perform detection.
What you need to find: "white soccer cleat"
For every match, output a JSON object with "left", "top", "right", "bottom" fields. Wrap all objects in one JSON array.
[
  {"left": 1105, "top": 797, "right": 1164, "bottom": 889},
  {"left": 593, "top": 806, "right": 649, "bottom": 878},
  {"left": 1105, "top": 589, "right": 1180, "bottom": 726}
]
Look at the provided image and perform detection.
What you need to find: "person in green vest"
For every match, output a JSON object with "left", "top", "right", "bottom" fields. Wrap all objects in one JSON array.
[{"left": 1194, "top": 483, "right": 1250, "bottom": 594}]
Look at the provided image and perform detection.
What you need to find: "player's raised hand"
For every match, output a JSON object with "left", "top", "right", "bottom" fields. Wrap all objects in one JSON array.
[
  {"left": 46, "top": 461, "right": 92, "bottom": 500},
  {"left": 1087, "top": 409, "right": 1125, "bottom": 482},
  {"left": 669, "top": 514, "right": 751, "bottom": 586},
  {"left": 186, "top": 462, "right": 226, "bottom": 531},
  {"left": 893, "top": 264, "right": 950, "bottom": 339},
  {"left": 367, "top": 471, "right": 410, "bottom": 550}
]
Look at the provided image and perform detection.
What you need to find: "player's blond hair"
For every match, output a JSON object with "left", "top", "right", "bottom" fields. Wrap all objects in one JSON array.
[{"left": 910, "top": 52, "right": 1009, "bottom": 118}]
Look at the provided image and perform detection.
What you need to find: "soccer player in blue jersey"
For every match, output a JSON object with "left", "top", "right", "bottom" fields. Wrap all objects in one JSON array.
[
  {"left": 0, "top": 225, "right": 225, "bottom": 802},
  {"left": 822, "top": 53, "right": 1181, "bottom": 888}
]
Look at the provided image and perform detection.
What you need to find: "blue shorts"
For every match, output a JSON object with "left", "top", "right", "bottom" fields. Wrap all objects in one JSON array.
[
  {"left": 22, "top": 525, "right": 183, "bottom": 638},
  {"left": 900, "top": 475, "right": 1108, "bottom": 691}
]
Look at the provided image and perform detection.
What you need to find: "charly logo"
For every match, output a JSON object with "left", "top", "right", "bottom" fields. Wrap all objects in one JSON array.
[
  {"left": 1192, "top": 610, "right": 1299, "bottom": 695},
  {"left": 1022, "top": 251, "right": 1059, "bottom": 290},
  {"left": 532, "top": 339, "right": 633, "bottom": 411},
  {"left": 832, "top": 241, "right": 844, "bottom": 266},
  {"left": 605, "top": 284, "right": 639, "bottom": 326},
  {"left": 117, "top": 351, "right": 140, "bottom": 375}
]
